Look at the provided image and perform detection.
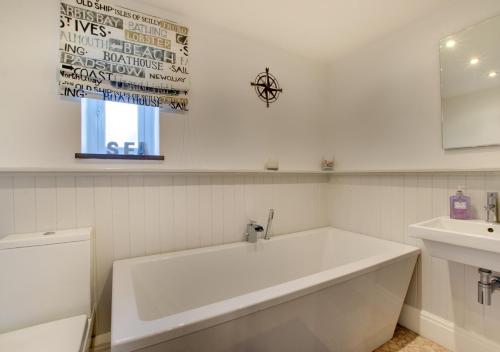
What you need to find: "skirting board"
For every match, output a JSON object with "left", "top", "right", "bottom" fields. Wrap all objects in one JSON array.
[
  {"left": 91, "top": 332, "right": 110, "bottom": 352},
  {"left": 398, "top": 304, "right": 500, "bottom": 352}
]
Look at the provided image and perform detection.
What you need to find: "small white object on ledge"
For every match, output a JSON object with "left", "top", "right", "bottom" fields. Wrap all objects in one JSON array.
[{"left": 265, "top": 159, "right": 279, "bottom": 171}]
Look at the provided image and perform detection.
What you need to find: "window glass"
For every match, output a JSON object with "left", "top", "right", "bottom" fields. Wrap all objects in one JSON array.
[
  {"left": 81, "top": 98, "right": 159, "bottom": 155},
  {"left": 104, "top": 102, "right": 139, "bottom": 150}
]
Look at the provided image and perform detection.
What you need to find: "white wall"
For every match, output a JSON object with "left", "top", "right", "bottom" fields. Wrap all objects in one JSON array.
[
  {"left": 0, "top": 173, "right": 329, "bottom": 334},
  {"left": 328, "top": 173, "right": 500, "bottom": 347},
  {"left": 327, "top": 0, "right": 500, "bottom": 171},
  {"left": 0, "top": 0, "right": 328, "bottom": 171}
]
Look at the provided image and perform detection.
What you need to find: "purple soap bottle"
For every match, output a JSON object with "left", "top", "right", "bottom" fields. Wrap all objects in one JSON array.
[{"left": 450, "top": 187, "right": 471, "bottom": 220}]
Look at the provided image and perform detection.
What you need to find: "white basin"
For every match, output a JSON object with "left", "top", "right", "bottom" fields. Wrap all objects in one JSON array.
[{"left": 409, "top": 216, "right": 500, "bottom": 272}]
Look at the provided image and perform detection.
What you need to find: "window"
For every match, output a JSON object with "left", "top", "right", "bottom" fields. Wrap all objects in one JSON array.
[{"left": 80, "top": 99, "right": 160, "bottom": 157}]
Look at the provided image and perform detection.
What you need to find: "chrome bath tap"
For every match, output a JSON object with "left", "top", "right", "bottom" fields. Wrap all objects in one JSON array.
[
  {"left": 246, "top": 209, "right": 275, "bottom": 243},
  {"left": 246, "top": 221, "right": 264, "bottom": 243}
]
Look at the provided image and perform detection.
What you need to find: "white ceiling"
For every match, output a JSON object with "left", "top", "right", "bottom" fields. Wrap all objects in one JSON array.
[{"left": 142, "top": 0, "right": 450, "bottom": 62}]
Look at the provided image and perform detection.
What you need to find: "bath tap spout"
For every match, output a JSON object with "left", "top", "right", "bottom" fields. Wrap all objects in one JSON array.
[{"left": 246, "top": 220, "right": 264, "bottom": 243}]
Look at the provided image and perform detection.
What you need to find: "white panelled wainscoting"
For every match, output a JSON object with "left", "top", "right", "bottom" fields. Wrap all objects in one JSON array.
[
  {"left": 329, "top": 173, "right": 500, "bottom": 351},
  {"left": 5, "top": 171, "right": 500, "bottom": 352},
  {"left": 0, "top": 173, "right": 329, "bottom": 336}
]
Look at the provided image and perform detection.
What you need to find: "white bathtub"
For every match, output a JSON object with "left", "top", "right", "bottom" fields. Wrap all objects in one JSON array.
[{"left": 111, "top": 227, "right": 419, "bottom": 352}]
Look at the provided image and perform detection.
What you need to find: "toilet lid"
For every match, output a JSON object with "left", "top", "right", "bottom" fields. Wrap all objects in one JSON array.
[{"left": 0, "top": 315, "right": 87, "bottom": 352}]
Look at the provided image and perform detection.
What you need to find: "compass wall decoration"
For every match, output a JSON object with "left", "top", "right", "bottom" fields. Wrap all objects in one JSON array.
[{"left": 250, "top": 68, "right": 283, "bottom": 108}]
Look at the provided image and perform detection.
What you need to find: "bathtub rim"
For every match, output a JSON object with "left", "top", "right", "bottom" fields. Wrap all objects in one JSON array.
[{"left": 111, "top": 227, "right": 420, "bottom": 352}]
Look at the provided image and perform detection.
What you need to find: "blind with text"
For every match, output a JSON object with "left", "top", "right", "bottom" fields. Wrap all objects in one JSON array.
[{"left": 59, "top": 0, "right": 189, "bottom": 111}]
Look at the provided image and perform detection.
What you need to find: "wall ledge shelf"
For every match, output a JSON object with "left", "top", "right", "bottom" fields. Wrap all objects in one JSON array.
[
  {"left": 331, "top": 168, "right": 500, "bottom": 175},
  {"left": 4, "top": 167, "right": 500, "bottom": 175},
  {"left": 0, "top": 167, "right": 333, "bottom": 175}
]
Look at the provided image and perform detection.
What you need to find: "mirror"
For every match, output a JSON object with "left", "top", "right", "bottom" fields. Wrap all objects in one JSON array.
[{"left": 441, "top": 15, "right": 500, "bottom": 149}]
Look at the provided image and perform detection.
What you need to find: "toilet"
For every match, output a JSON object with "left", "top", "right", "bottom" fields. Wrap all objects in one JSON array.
[{"left": 0, "top": 228, "right": 92, "bottom": 351}]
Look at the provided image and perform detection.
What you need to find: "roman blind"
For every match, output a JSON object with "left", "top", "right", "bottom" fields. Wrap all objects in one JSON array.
[{"left": 59, "top": 0, "right": 189, "bottom": 111}]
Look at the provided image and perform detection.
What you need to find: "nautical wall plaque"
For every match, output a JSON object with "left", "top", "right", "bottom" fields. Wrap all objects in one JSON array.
[
  {"left": 59, "top": 0, "right": 189, "bottom": 111},
  {"left": 250, "top": 68, "right": 283, "bottom": 108}
]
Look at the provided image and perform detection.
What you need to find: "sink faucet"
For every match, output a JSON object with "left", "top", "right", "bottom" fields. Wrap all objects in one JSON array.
[
  {"left": 246, "top": 221, "right": 264, "bottom": 243},
  {"left": 485, "top": 192, "right": 498, "bottom": 223}
]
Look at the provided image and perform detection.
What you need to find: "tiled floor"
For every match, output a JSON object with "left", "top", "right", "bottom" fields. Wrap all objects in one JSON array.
[{"left": 374, "top": 326, "right": 450, "bottom": 352}]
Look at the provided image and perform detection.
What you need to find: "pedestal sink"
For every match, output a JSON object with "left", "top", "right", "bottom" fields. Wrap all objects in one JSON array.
[{"left": 409, "top": 216, "right": 500, "bottom": 272}]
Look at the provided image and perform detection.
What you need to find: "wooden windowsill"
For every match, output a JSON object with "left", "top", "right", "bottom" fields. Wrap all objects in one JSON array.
[{"left": 75, "top": 153, "right": 164, "bottom": 161}]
